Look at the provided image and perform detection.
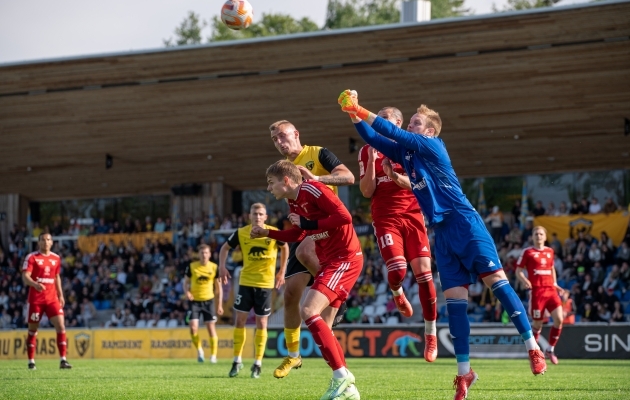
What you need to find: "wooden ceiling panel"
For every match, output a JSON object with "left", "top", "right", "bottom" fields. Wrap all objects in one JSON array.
[{"left": 1, "top": 2, "right": 629, "bottom": 200}]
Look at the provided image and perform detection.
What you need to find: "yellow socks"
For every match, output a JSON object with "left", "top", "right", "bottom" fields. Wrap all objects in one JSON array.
[
  {"left": 209, "top": 335, "right": 218, "bottom": 358},
  {"left": 233, "top": 327, "right": 246, "bottom": 359},
  {"left": 255, "top": 329, "right": 268, "bottom": 362},
  {"left": 191, "top": 333, "right": 201, "bottom": 350},
  {"left": 285, "top": 328, "right": 300, "bottom": 357}
]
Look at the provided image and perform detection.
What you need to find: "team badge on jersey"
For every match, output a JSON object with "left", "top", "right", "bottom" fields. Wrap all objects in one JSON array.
[{"left": 306, "top": 161, "right": 315, "bottom": 170}]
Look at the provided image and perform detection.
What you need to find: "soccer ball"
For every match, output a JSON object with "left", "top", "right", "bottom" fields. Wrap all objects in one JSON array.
[{"left": 220, "top": 0, "right": 253, "bottom": 30}]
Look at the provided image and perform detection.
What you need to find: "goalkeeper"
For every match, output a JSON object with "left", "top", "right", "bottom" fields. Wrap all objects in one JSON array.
[{"left": 338, "top": 90, "right": 547, "bottom": 400}]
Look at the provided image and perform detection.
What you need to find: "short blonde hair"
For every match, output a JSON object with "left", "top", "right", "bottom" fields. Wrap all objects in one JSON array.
[
  {"left": 417, "top": 104, "right": 442, "bottom": 136},
  {"left": 266, "top": 160, "right": 302, "bottom": 183},
  {"left": 198, "top": 244, "right": 211, "bottom": 252},
  {"left": 269, "top": 120, "right": 295, "bottom": 133},
  {"left": 250, "top": 202, "right": 267, "bottom": 212},
  {"left": 533, "top": 225, "right": 548, "bottom": 236}
]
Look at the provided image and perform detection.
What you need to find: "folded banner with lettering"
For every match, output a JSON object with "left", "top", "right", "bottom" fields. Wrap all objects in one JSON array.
[
  {"left": 534, "top": 213, "right": 630, "bottom": 247},
  {"left": 353, "top": 224, "right": 374, "bottom": 237},
  {"left": 0, "top": 327, "right": 253, "bottom": 360},
  {"left": 264, "top": 324, "right": 630, "bottom": 360},
  {"left": 77, "top": 232, "right": 173, "bottom": 254}
]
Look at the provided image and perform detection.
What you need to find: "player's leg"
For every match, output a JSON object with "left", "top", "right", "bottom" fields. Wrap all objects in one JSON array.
[
  {"left": 231, "top": 286, "right": 254, "bottom": 377},
  {"left": 26, "top": 303, "right": 42, "bottom": 369},
  {"left": 295, "top": 237, "right": 320, "bottom": 276},
  {"left": 460, "top": 212, "right": 546, "bottom": 375},
  {"left": 545, "top": 295, "right": 564, "bottom": 365},
  {"left": 205, "top": 320, "right": 218, "bottom": 364},
  {"left": 251, "top": 287, "right": 271, "bottom": 378},
  {"left": 482, "top": 270, "right": 546, "bottom": 375},
  {"left": 529, "top": 291, "right": 543, "bottom": 342},
  {"left": 374, "top": 221, "right": 412, "bottom": 317},
  {"left": 305, "top": 256, "right": 362, "bottom": 400},
  {"left": 189, "top": 304, "right": 203, "bottom": 362},
  {"left": 274, "top": 272, "right": 310, "bottom": 378},
  {"left": 409, "top": 256, "right": 437, "bottom": 362},
  {"left": 48, "top": 302, "right": 71, "bottom": 369},
  {"left": 434, "top": 227, "right": 478, "bottom": 400}
]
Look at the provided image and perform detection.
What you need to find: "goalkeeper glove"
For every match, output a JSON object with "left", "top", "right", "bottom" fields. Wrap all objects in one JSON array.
[{"left": 338, "top": 89, "right": 371, "bottom": 120}]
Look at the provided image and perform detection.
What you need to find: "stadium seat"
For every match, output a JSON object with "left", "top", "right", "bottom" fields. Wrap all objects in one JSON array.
[
  {"left": 575, "top": 315, "right": 581, "bottom": 323},
  {"left": 622, "top": 291, "right": 630, "bottom": 302},
  {"left": 375, "top": 282, "right": 388, "bottom": 295},
  {"left": 411, "top": 294, "right": 420, "bottom": 305},
  {"left": 567, "top": 279, "right": 577, "bottom": 289},
  {"left": 374, "top": 293, "right": 388, "bottom": 306},
  {"left": 625, "top": 303, "right": 630, "bottom": 314},
  {"left": 156, "top": 319, "right": 167, "bottom": 328},
  {"left": 101, "top": 300, "right": 111, "bottom": 310},
  {"left": 556, "top": 279, "right": 565, "bottom": 289},
  {"left": 374, "top": 305, "right": 387, "bottom": 317},
  {"left": 614, "top": 290, "right": 622, "bottom": 300},
  {"left": 167, "top": 319, "right": 178, "bottom": 328},
  {"left": 362, "top": 305, "right": 376, "bottom": 317},
  {"left": 93, "top": 300, "right": 101, "bottom": 310},
  {"left": 385, "top": 316, "right": 399, "bottom": 325},
  {"left": 135, "top": 320, "right": 147, "bottom": 328}
]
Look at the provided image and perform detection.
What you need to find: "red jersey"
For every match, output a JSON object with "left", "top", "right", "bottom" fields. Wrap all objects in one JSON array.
[
  {"left": 268, "top": 181, "right": 362, "bottom": 265},
  {"left": 358, "top": 145, "right": 419, "bottom": 220},
  {"left": 516, "top": 246, "right": 555, "bottom": 288},
  {"left": 22, "top": 251, "right": 61, "bottom": 304}
]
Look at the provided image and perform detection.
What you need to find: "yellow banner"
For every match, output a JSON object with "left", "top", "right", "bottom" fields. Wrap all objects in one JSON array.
[
  {"left": 77, "top": 232, "right": 173, "bottom": 254},
  {"left": 534, "top": 212, "right": 630, "bottom": 247},
  {"left": 0, "top": 327, "right": 253, "bottom": 360}
]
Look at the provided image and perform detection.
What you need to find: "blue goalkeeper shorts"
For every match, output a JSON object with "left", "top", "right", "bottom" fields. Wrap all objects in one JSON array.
[{"left": 433, "top": 210, "right": 502, "bottom": 291}]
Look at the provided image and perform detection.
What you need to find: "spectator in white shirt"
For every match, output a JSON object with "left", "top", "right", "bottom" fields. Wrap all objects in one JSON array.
[{"left": 589, "top": 197, "right": 602, "bottom": 214}]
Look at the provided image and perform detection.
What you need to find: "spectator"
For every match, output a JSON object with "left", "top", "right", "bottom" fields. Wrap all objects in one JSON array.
[
  {"left": 619, "top": 262, "right": 630, "bottom": 287},
  {"left": 0, "top": 309, "right": 11, "bottom": 329},
  {"left": 581, "top": 303, "right": 594, "bottom": 322},
  {"left": 610, "top": 301, "right": 625, "bottom": 323},
  {"left": 532, "top": 201, "right": 546, "bottom": 217},
  {"left": 484, "top": 206, "right": 503, "bottom": 244},
  {"left": 616, "top": 242, "right": 630, "bottom": 264},
  {"left": 596, "top": 303, "right": 611, "bottom": 322},
  {"left": 578, "top": 198, "right": 590, "bottom": 214},
  {"left": 154, "top": 217, "right": 166, "bottom": 233},
  {"left": 506, "top": 225, "right": 523, "bottom": 246},
  {"left": 602, "top": 265, "right": 620, "bottom": 293},
  {"left": 511, "top": 200, "right": 521, "bottom": 227},
  {"left": 545, "top": 201, "right": 557, "bottom": 216},
  {"left": 108, "top": 308, "right": 124, "bottom": 327},
  {"left": 588, "top": 243, "right": 602, "bottom": 264},
  {"left": 557, "top": 201, "right": 569, "bottom": 215},
  {"left": 65, "top": 308, "right": 80, "bottom": 328},
  {"left": 482, "top": 303, "right": 497, "bottom": 322},
  {"left": 561, "top": 291, "right": 576, "bottom": 325},
  {"left": 345, "top": 300, "right": 362, "bottom": 323},
  {"left": 145, "top": 216, "right": 153, "bottom": 232},
  {"left": 122, "top": 308, "right": 137, "bottom": 327},
  {"left": 588, "top": 198, "right": 602, "bottom": 214},
  {"left": 569, "top": 202, "right": 581, "bottom": 215},
  {"left": 80, "top": 297, "right": 97, "bottom": 328},
  {"left": 10, "top": 309, "right": 24, "bottom": 329},
  {"left": 358, "top": 277, "right": 376, "bottom": 304},
  {"left": 603, "top": 197, "right": 618, "bottom": 214}
]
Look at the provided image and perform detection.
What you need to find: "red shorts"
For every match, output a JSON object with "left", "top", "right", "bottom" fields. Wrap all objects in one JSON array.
[
  {"left": 373, "top": 213, "right": 431, "bottom": 269},
  {"left": 529, "top": 287, "right": 562, "bottom": 320},
  {"left": 27, "top": 301, "right": 64, "bottom": 324},
  {"left": 311, "top": 253, "right": 363, "bottom": 308}
]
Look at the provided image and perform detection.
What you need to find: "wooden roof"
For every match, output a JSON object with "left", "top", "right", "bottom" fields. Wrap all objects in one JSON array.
[{"left": 1, "top": 1, "right": 629, "bottom": 201}]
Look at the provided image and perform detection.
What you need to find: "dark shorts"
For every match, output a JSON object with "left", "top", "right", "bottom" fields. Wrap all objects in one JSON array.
[
  {"left": 189, "top": 300, "right": 217, "bottom": 322},
  {"left": 285, "top": 241, "right": 315, "bottom": 286},
  {"left": 234, "top": 285, "right": 272, "bottom": 316}
]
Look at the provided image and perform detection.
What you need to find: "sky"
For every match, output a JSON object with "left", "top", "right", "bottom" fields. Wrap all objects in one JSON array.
[{"left": 0, "top": 0, "right": 593, "bottom": 65}]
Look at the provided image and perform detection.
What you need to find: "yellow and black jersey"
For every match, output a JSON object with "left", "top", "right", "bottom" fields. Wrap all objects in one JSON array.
[
  {"left": 226, "top": 224, "right": 284, "bottom": 289},
  {"left": 185, "top": 260, "right": 218, "bottom": 301},
  {"left": 291, "top": 145, "right": 342, "bottom": 196}
]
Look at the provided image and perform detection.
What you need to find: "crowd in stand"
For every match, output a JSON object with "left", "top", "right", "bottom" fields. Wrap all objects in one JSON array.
[{"left": 1, "top": 195, "right": 629, "bottom": 330}]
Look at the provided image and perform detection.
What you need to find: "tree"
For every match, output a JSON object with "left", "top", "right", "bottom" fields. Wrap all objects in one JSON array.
[
  {"left": 324, "top": 0, "right": 399, "bottom": 29},
  {"left": 430, "top": 0, "right": 470, "bottom": 19},
  {"left": 493, "top": 0, "right": 561, "bottom": 12},
  {"left": 209, "top": 13, "right": 319, "bottom": 42},
  {"left": 163, "top": 11, "right": 207, "bottom": 47}
]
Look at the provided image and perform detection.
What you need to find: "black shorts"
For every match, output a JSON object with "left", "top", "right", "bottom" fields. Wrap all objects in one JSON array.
[
  {"left": 285, "top": 242, "right": 315, "bottom": 286},
  {"left": 234, "top": 285, "right": 272, "bottom": 316},
  {"left": 189, "top": 300, "right": 217, "bottom": 322}
]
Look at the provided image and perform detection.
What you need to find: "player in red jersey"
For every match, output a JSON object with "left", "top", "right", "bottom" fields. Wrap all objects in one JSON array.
[
  {"left": 358, "top": 106, "right": 438, "bottom": 362},
  {"left": 251, "top": 160, "right": 362, "bottom": 400},
  {"left": 22, "top": 233, "right": 72, "bottom": 370},
  {"left": 516, "top": 226, "right": 565, "bottom": 364}
]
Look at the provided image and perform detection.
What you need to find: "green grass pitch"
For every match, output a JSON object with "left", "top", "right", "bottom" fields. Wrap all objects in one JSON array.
[{"left": 2, "top": 358, "right": 629, "bottom": 399}]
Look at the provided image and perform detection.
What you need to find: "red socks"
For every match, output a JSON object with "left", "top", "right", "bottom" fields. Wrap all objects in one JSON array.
[
  {"left": 415, "top": 272, "right": 437, "bottom": 321},
  {"left": 387, "top": 257, "right": 407, "bottom": 291},
  {"left": 533, "top": 327, "right": 542, "bottom": 342},
  {"left": 305, "top": 315, "right": 345, "bottom": 371},
  {"left": 27, "top": 330, "right": 37, "bottom": 360},
  {"left": 57, "top": 331, "right": 67, "bottom": 358},
  {"left": 548, "top": 327, "right": 562, "bottom": 347}
]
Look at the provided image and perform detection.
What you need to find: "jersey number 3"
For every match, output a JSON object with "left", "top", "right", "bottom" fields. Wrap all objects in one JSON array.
[
  {"left": 379, "top": 234, "right": 394, "bottom": 249},
  {"left": 234, "top": 294, "right": 242, "bottom": 306}
]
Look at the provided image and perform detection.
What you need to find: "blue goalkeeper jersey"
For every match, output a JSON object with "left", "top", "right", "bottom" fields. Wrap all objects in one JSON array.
[{"left": 354, "top": 117, "right": 475, "bottom": 227}]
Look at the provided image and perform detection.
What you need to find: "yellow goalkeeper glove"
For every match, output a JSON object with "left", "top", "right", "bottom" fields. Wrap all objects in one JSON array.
[{"left": 338, "top": 89, "right": 371, "bottom": 121}]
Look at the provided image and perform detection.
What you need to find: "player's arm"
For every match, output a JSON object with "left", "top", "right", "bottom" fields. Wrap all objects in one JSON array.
[
  {"left": 276, "top": 242, "right": 289, "bottom": 290},
  {"left": 352, "top": 119, "right": 403, "bottom": 164},
  {"left": 21, "top": 257, "right": 45, "bottom": 292},
  {"left": 215, "top": 277, "right": 223, "bottom": 316},
  {"left": 552, "top": 266, "right": 564, "bottom": 294},
  {"left": 218, "top": 231, "right": 239, "bottom": 285},
  {"left": 252, "top": 225, "right": 307, "bottom": 243},
  {"left": 183, "top": 265, "right": 194, "bottom": 301},
  {"left": 298, "top": 148, "right": 355, "bottom": 186},
  {"left": 55, "top": 273, "right": 65, "bottom": 308},
  {"left": 515, "top": 251, "right": 532, "bottom": 289},
  {"left": 359, "top": 146, "right": 377, "bottom": 198},
  {"left": 291, "top": 189, "right": 352, "bottom": 231},
  {"left": 382, "top": 158, "right": 412, "bottom": 190}
]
